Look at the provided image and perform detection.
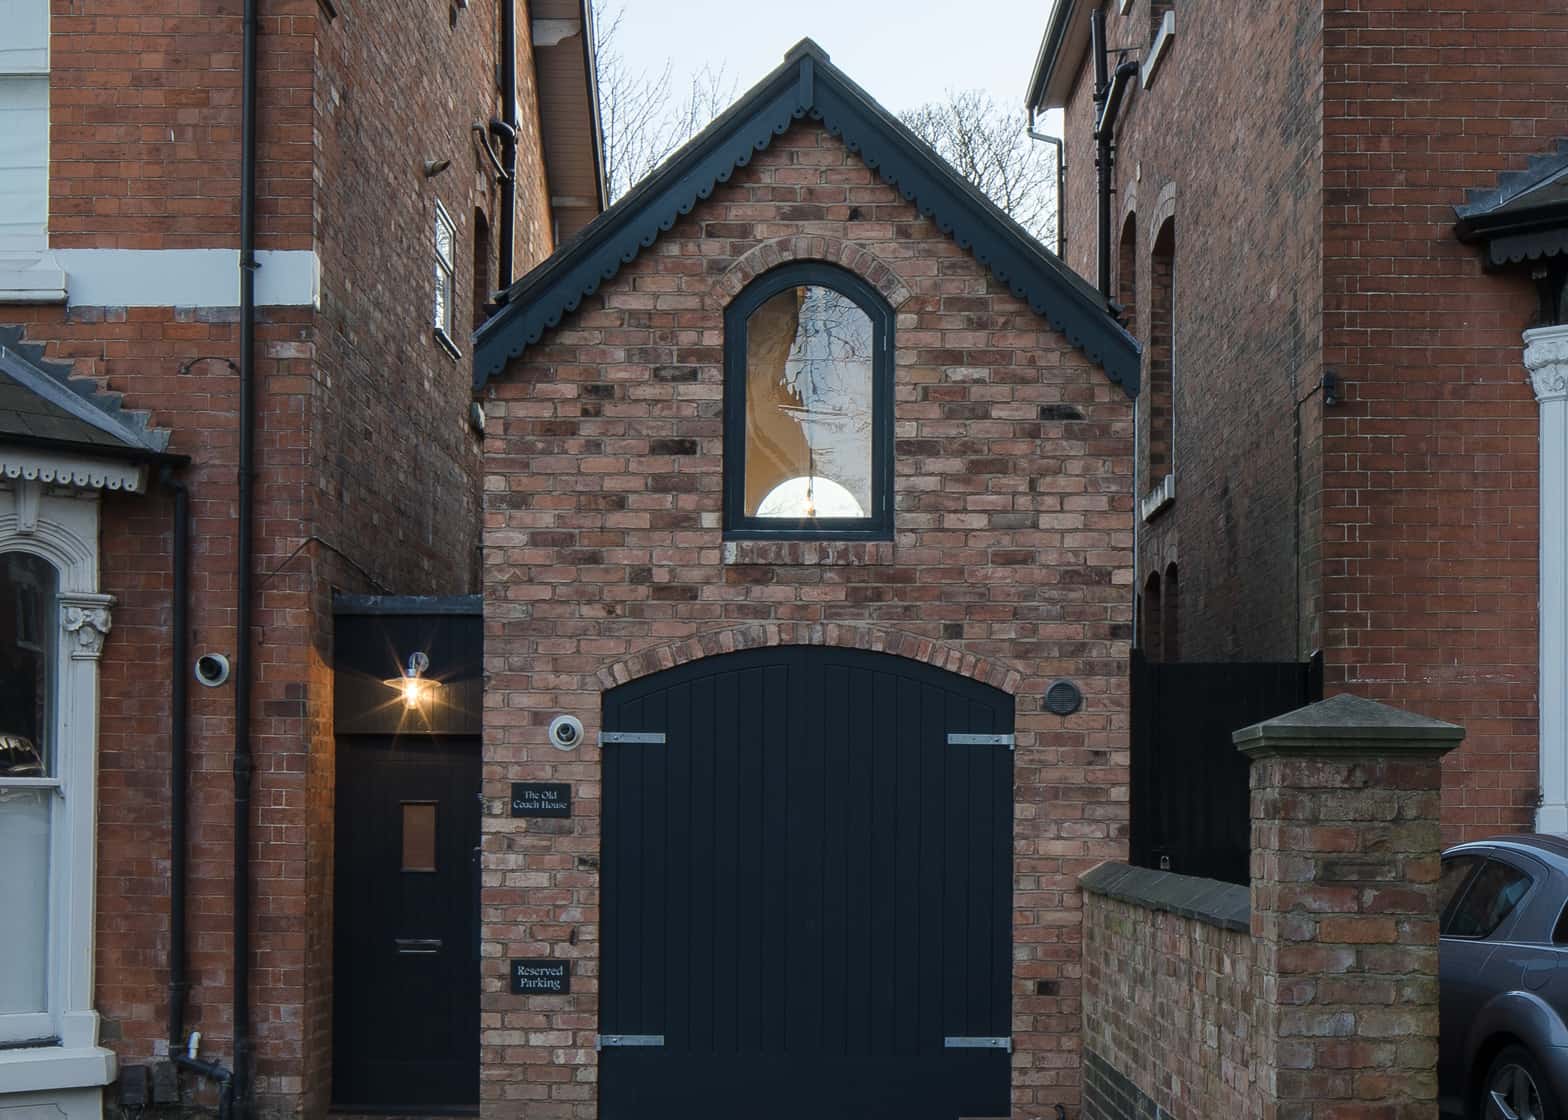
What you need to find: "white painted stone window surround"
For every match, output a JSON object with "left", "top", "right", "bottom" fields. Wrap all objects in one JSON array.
[
  {"left": 1528, "top": 323, "right": 1568, "bottom": 836},
  {"left": 0, "top": 478, "right": 116, "bottom": 1116}
]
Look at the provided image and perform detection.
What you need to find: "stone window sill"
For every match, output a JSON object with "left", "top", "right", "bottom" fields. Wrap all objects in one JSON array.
[
  {"left": 1140, "top": 474, "right": 1174, "bottom": 522},
  {"left": 0, "top": 1044, "right": 117, "bottom": 1094},
  {"left": 722, "top": 539, "right": 895, "bottom": 566},
  {"left": 1142, "top": 10, "right": 1175, "bottom": 89}
]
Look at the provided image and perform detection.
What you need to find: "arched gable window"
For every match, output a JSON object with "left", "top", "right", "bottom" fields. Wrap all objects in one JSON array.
[{"left": 723, "top": 262, "right": 893, "bottom": 540}]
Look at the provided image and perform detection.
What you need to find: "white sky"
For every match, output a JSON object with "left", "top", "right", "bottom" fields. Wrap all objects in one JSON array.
[{"left": 605, "top": 0, "right": 1055, "bottom": 119}]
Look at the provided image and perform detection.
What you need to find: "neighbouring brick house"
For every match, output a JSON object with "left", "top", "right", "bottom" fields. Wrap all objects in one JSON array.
[
  {"left": 0, "top": 3, "right": 600, "bottom": 1120},
  {"left": 1026, "top": 0, "right": 1568, "bottom": 840},
  {"left": 474, "top": 39, "right": 1140, "bottom": 1119}
]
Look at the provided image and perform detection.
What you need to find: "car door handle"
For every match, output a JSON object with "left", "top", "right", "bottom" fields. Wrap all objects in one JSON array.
[{"left": 394, "top": 938, "right": 443, "bottom": 955}]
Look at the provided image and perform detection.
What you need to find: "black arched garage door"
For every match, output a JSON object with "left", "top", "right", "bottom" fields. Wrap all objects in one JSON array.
[{"left": 599, "top": 646, "right": 1015, "bottom": 1120}]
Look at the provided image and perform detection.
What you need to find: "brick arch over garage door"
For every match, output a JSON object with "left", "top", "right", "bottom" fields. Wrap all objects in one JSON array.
[
  {"left": 593, "top": 621, "right": 1026, "bottom": 696},
  {"left": 597, "top": 644, "right": 1016, "bottom": 1120}
]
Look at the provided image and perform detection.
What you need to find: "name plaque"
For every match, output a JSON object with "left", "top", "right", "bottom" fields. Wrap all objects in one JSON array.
[
  {"left": 510, "top": 959, "right": 570, "bottom": 995},
  {"left": 511, "top": 782, "right": 571, "bottom": 818}
]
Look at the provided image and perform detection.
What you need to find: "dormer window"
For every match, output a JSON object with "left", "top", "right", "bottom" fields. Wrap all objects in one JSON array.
[{"left": 723, "top": 263, "right": 892, "bottom": 540}]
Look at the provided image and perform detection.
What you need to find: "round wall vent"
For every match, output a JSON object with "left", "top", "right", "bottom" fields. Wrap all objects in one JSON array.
[{"left": 1044, "top": 679, "right": 1082, "bottom": 717}]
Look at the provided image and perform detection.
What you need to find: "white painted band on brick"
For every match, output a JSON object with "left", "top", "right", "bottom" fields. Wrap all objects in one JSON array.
[
  {"left": 52, "top": 248, "right": 320, "bottom": 308},
  {"left": 1527, "top": 323, "right": 1568, "bottom": 835}
]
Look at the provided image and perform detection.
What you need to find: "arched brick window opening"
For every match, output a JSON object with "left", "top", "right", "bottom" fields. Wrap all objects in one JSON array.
[
  {"left": 472, "top": 209, "right": 492, "bottom": 330},
  {"left": 1162, "top": 562, "right": 1179, "bottom": 661},
  {"left": 1146, "top": 218, "right": 1175, "bottom": 490},
  {"left": 1141, "top": 570, "right": 1163, "bottom": 660},
  {"left": 1117, "top": 213, "right": 1137, "bottom": 337}
]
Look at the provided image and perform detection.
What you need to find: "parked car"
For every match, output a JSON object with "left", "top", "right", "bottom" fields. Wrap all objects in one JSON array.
[{"left": 1441, "top": 835, "right": 1568, "bottom": 1118}]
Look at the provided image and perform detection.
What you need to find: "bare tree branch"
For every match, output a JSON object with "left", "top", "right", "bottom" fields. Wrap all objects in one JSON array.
[
  {"left": 899, "top": 90, "right": 1058, "bottom": 248},
  {"left": 594, "top": 3, "right": 737, "bottom": 202}
]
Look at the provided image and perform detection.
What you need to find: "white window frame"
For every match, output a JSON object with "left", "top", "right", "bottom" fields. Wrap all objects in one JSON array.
[
  {"left": 433, "top": 200, "right": 459, "bottom": 358},
  {"left": 0, "top": 479, "right": 115, "bottom": 1097},
  {"left": 0, "top": 0, "right": 66, "bottom": 302}
]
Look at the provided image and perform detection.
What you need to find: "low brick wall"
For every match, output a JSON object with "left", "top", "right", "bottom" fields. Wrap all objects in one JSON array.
[
  {"left": 1081, "top": 867, "right": 1258, "bottom": 1118},
  {"left": 1080, "top": 695, "right": 1462, "bottom": 1119}
]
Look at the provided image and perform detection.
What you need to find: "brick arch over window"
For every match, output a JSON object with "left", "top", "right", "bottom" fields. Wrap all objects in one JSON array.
[
  {"left": 594, "top": 622, "right": 1024, "bottom": 695},
  {"left": 708, "top": 236, "right": 915, "bottom": 313},
  {"left": 1117, "top": 211, "right": 1138, "bottom": 338}
]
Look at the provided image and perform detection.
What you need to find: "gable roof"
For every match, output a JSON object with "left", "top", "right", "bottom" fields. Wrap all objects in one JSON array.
[
  {"left": 474, "top": 38, "right": 1139, "bottom": 397},
  {"left": 1455, "top": 139, "right": 1568, "bottom": 268},
  {"left": 0, "top": 325, "right": 175, "bottom": 462}
]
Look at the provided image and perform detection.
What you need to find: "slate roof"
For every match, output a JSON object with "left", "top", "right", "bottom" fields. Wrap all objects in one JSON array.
[
  {"left": 1455, "top": 139, "right": 1568, "bottom": 267},
  {"left": 0, "top": 326, "right": 175, "bottom": 461},
  {"left": 474, "top": 39, "right": 1140, "bottom": 397}
]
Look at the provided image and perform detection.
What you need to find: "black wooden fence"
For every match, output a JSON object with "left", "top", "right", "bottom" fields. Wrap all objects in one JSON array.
[{"left": 1129, "top": 651, "right": 1324, "bottom": 885}]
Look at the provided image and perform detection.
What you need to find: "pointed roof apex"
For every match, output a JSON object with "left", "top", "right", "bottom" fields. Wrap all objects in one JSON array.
[
  {"left": 474, "top": 36, "right": 1138, "bottom": 395},
  {"left": 1233, "top": 692, "right": 1465, "bottom": 758},
  {"left": 784, "top": 38, "right": 829, "bottom": 63}
]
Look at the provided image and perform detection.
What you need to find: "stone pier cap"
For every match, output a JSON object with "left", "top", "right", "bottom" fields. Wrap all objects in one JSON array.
[{"left": 1233, "top": 692, "right": 1465, "bottom": 758}]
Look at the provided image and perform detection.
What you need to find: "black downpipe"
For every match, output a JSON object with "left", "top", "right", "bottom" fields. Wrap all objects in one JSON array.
[
  {"left": 234, "top": 0, "right": 259, "bottom": 1115},
  {"left": 175, "top": 1056, "right": 235, "bottom": 1120},
  {"left": 163, "top": 469, "right": 190, "bottom": 1047},
  {"left": 1090, "top": 8, "right": 1138, "bottom": 301},
  {"left": 496, "top": 0, "right": 519, "bottom": 287}
]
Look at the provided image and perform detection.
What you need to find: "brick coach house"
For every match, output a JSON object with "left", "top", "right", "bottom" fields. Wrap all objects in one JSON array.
[
  {"left": 1025, "top": 0, "right": 1568, "bottom": 843},
  {"left": 0, "top": 3, "right": 600, "bottom": 1120},
  {"left": 474, "top": 40, "right": 1139, "bottom": 1120}
]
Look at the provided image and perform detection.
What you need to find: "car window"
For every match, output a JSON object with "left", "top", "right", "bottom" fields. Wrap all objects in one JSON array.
[
  {"left": 1553, "top": 900, "right": 1568, "bottom": 945},
  {"left": 1440, "top": 854, "right": 1484, "bottom": 932},
  {"left": 1447, "top": 858, "right": 1534, "bottom": 939}
]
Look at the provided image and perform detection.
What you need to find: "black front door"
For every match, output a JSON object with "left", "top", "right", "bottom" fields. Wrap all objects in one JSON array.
[
  {"left": 599, "top": 646, "right": 1015, "bottom": 1120},
  {"left": 333, "top": 736, "right": 480, "bottom": 1110}
]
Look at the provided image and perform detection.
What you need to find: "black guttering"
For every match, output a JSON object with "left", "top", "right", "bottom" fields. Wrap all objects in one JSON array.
[
  {"left": 577, "top": 0, "right": 608, "bottom": 212},
  {"left": 1091, "top": 9, "right": 1139, "bottom": 300},
  {"left": 1454, "top": 139, "right": 1568, "bottom": 323},
  {"left": 1024, "top": 0, "right": 1078, "bottom": 115},
  {"left": 163, "top": 470, "right": 191, "bottom": 1048},
  {"left": 495, "top": 1, "right": 519, "bottom": 287},
  {"left": 233, "top": 0, "right": 259, "bottom": 1113},
  {"left": 474, "top": 39, "right": 1139, "bottom": 397}
]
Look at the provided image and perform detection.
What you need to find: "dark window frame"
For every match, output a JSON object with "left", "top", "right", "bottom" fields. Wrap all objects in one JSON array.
[{"left": 722, "top": 261, "right": 894, "bottom": 541}]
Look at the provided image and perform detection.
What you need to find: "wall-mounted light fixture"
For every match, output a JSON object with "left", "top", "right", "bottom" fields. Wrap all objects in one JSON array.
[
  {"left": 1322, "top": 368, "right": 1341, "bottom": 407},
  {"left": 385, "top": 651, "right": 440, "bottom": 710},
  {"left": 423, "top": 158, "right": 452, "bottom": 179}
]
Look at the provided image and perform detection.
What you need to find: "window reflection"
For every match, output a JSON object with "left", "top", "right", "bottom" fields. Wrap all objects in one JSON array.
[
  {"left": 744, "top": 285, "right": 874, "bottom": 518},
  {"left": 0, "top": 551, "right": 54, "bottom": 1015},
  {"left": 1, "top": 552, "right": 53, "bottom": 777}
]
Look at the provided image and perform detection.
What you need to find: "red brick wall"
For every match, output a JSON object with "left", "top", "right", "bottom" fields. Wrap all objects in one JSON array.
[
  {"left": 1060, "top": 0, "right": 1324, "bottom": 661},
  {"left": 1320, "top": 1, "right": 1568, "bottom": 840},
  {"left": 480, "top": 123, "right": 1136, "bottom": 1117},
  {"left": 3, "top": 3, "right": 561, "bottom": 1117},
  {"left": 1082, "top": 891, "right": 1257, "bottom": 1116},
  {"left": 3, "top": 302, "right": 314, "bottom": 1117},
  {"left": 48, "top": 0, "right": 315, "bottom": 249},
  {"left": 305, "top": 3, "right": 556, "bottom": 1107},
  {"left": 1083, "top": 712, "right": 1453, "bottom": 1118}
]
